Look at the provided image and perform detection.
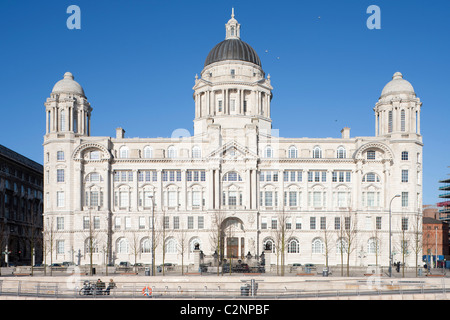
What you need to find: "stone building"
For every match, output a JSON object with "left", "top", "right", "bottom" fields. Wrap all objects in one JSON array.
[
  {"left": 43, "top": 12, "right": 423, "bottom": 268},
  {"left": 0, "top": 144, "right": 43, "bottom": 266}
]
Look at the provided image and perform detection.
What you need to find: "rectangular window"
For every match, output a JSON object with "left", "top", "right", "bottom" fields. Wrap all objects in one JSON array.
[
  {"left": 173, "top": 216, "right": 180, "bottom": 229},
  {"left": 164, "top": 216, "right": 170, "bottom": 229},
  {"left": 83, "top": 216, "right": 90, "bottom": 230},
  {"left": 401, "top": 217, "right": 409, "bottom": 231},
  {"left": 57, "top": 151, "right": 65, "bottom": 161},
  {"left": 125, "top": 217, "right": 131, "bottom": 230},
  {"left": 401, "top": 170, "right": 409, "bottom": 183},
  {"left": 261, "top": 218, "right": 268, "bottom": 230},
  {"left": 94, "top": 216, "right": 100, "bottom": 229},
  {"left": 308, "top": 171, "right": 313, "bottom": 182},
  {"left": 265, "top": 191, "right": 273, "bottom": 207},
  {"left": 188, "top": 216, "right": 194, "bottom": 229},
  {"left": 198, "top": 216, "right": 204, "bottom": 229},
  {"left": 320, "top": 217, "right": 326, "bottom": 230},
  {"left": 367, "top": 150, "right": 376, "bottom": 160},
  {"left": 401, "top": 151, "right": 409, "bottom": 161},
  {"left": 90, "top": 191, "right": 99, "bottom": 207},
  {"left": 192, "top": 191, "right": 201, "bottom": 207},
  {"left": 120, "top": 191, "right": 129, "bottom": 207},
  {"left": 388, "top": 111, "right": 393, "bottom": 133},
  {"left": 168, "top": 191, "right": 177, "bottom": 207},
  {"left": 295, "top": 218, "right": 302, "bottom": 230},
  {"left": 367, "top": 192, "right": 375, "bottom": 207},
  {"left": 56, "top": 240, "right": 65, "bottom": 254},
  {"left": 334, "top": 217, "right": 341, "bottom": 230},
  {"left": 57, "top": 191, "right": 65, "bottom": 207},
  {"left": 401, "top": 192, "right": 408, "bottom": 207},
  {"left": 313, "top": 192, "right": 322, "bottom": 207},
  {"left": 230, "top": 99, "right": 236, "bottom": 111},
  {"left": 345, "top": 217, "right": 351, "bottom": 230},
  {"left": 271, "top": 218, "right": 277, "bottom": 230},
  {"left": 289, "top": 191, "right": 297, "bottom": 207},
  {"left": 376, "top": 216, "right": 382, "bottom": 230},
  {"left": 114, "top": 217, "right": 121, "bottom": 229},
  {"left": 228, "top": 191, "right": 237, "bottom": 206},
  {"left": 139, "top": 216, "right": 146, "bottom": 229},
  {"left": 57, "top": 217, "right": 64, "bottom": 230},
  {"left": 310, "top": 217, "right": 316, "bottom": 230},
  {"left": 57, "top": 169, "right": 65, "bottom": 182}
]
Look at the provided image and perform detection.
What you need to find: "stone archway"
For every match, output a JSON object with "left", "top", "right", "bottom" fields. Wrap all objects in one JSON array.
[{"left": 220, "top": 217, "right": 245, "bottom": 259}]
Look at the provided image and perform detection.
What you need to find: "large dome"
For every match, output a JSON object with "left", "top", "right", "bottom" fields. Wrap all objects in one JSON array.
[
  {"left": 204, "top": 39, "right": 261, "bottom": 67},
  {"left": 381, "top": 72, "right": 415, "bottom": 97},
  {"left": 52, "top": 72, "right": 85, "bottom": 96}
]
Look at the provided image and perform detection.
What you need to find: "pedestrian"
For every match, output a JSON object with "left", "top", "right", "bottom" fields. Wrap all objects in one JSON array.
[
  {"left": 96, "top": 278, "right": 105, "bottom": 295},
  {"left": 106, "top": 278, "right": 116, "bottom": 295}
]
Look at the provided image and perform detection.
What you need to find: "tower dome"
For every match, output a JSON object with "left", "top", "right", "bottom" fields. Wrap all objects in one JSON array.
[
  {"left": 52, "top": 72, "right": 85, "bottom": 96},
  {"left": 204, "top": 9, "right": 261, "bottom": 67},
  {"left": 381, "top": 72, "right": 415, "bottom": 97}
]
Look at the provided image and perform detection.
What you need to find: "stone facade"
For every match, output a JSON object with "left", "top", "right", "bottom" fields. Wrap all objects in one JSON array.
[{"left": 43, "top": 12, "right": 423, "bottom": 268}]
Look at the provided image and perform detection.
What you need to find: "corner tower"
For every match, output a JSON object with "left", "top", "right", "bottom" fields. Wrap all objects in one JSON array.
[
  {"left": 44, "top": 72, "right": 92, "bottom": 139},
  {"left": 374, "top": 72, "right": 422, "bottom": 141},
  {"left": 192, "top": 11, "right": 273, "bottom": 138}
]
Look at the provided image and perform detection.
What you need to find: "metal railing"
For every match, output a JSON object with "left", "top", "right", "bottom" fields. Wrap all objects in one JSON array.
[{"left": 0, "top": 278, "right": 447, "bottom": 299}]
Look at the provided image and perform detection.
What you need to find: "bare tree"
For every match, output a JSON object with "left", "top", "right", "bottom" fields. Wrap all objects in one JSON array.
[
  {"left": 410, "top": 210, "right": 423, "bottom": 277},
  {"left": 177, "top": 227, "right": 188, "bottom": 275},
  {"left": 272, "top": 209, "right": 292, "bottom": 276},
  {"left": 209, "top": 210, "right": 226, "bottom": 276},
  {"left": 43, "top": 216, "right": 58, "bottom": 276},
  {"left": 82, "top": 209, "right": 103, "bottom": 276},
  {"left": 344, "top": 209, "right": 358, "bottom": 276},
  {"left": 397, "top": 214, "right": 412, "bottom": 278}
]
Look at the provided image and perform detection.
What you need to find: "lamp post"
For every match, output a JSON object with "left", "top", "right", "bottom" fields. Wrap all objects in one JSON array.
[
  {"left": 148, "top": 195, "right": 155, "bottom": 276},
  {"left": 389, "top": 194, "right": 401, "bottom": 277}
]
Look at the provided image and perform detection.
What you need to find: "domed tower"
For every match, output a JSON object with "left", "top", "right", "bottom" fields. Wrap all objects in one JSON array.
[
  {"left": 44, "top": 72, "right": 92, "bottom": 138},
  {"left": 193, "top": 10, "right": 273, "bottom": 137},
  {"left": 374, "top": 72, "right": 422, "bottom": 139}
]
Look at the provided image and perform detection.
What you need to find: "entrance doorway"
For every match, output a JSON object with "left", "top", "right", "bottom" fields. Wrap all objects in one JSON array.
[{"left": 227, "top": 237, "right": 239, "bottom": 259}]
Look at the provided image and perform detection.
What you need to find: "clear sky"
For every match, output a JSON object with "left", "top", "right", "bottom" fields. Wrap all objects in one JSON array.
[{"left": 0, "top": 0, "right": 448, "bottom": 206}]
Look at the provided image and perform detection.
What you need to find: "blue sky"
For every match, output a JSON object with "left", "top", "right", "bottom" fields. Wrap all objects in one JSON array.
[{"left": 0, "top": 0, "right": 448, "bottom": 205}]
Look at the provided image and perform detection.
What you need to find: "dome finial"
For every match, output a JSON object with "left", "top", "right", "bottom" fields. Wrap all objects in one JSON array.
[{"left": 225, "top": 8, "right": 240, "bottom": 39}]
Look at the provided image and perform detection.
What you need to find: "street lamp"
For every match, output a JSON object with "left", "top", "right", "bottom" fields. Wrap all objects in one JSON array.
[
  {"left": 147, "top": 195, "right": 156, "bottom": 276},
  {"left": 389, "top": 194, "right": 401, "bottom": 277}
]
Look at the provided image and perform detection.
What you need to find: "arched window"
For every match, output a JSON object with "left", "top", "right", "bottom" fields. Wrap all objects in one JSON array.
[
  {"left": 287, "top": 239, "right": 300, "bottom": 253},
  {"left": 362, "top": 172, "right": 381, "bottom": 183},
  {"left": 117, "top": 238, "right": 129, "bottom": 254},
  {"left": 167, "top": 146, "right": 176, "bottom": 159},
  {"left": 165, "top": 238, "right": 177, "bottom": 254},
  {"left": 143, "top": 146, "right": 153, "bottom": 159},
  {"left": 192, "top": 146, "right": 201, "bottom": 159},
  {"left": 367, "top": 238, "right": 379, "bottom": 254},
  {"left": 85, "top": 237, "right": 99, "bottom": 254},
  {"left": 263, "top": 239, "right": 276, "bottom": 253},
  {"left": 312, "top": 238, "right": 324, "bottom": 254},
  {"left": 119, "top": 146, "right": 129, "bottom": 159},
  {"left": 189, "top": 238, "right": 201, "bottom": 252},
  {"left": 336, "top": 238, "right": 348, "bottom": 254},
  {"left": 264, "top": 146, "right": 273, "bottom": 158},
  {"left": 401, "top": 110, "right": 406, "bottom": 132},
  {"left": 223, "top": 171, "right": 242, "bottom": 182},
  {"left": 60, "top": 110, "right": 66, "bottom": 131},
  {"left": 85, "top": 172, "right": 103, "bottom": 182},
  {"left": 288, "top": 146, "right": 298, "bottom": 159},
  {"left": 337, "top": 146, "right": 346, "bottom": 159},
  {"left": 312, "top": 146, "right": 322, "bottom": 159},
  {"left": 141, "top": 238, "right": 151, "bottom": 253}
]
